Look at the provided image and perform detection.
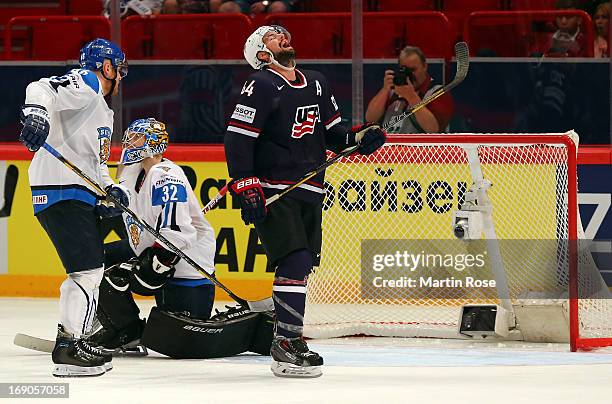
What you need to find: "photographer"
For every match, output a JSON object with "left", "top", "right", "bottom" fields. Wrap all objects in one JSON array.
[{"left": 365, "top": 46, "right": 454, "bottom": 134}]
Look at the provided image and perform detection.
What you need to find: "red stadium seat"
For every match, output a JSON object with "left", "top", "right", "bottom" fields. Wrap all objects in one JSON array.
[
  {"left": 363, "top": 12, "right": 451, "bottom": 58},
  {"left": 508, "top": 0, "right": 556, "bottom": 10},
  {"left": 264, "top": 13, "right": 351, "bottom": 58},
  {"left": 441, "top": 0, "right": 504, "bottom": 41},
  {"left": 266, "top": 12, "right": 452, "bottom": 59},
  {"left": 121, "top": 14, "right": 253, "bottom": 59},
  {"left": 4, "top": 16, "right": 110, "bottom": 60},
  {"left": 373, "top": 0, "right": 437, "bottom": 11},
  {"left": 68, "top": 0, "right": 103, "bottom": 15},
  {"left": 464, "top": 10, "right": 593, "bottom": 57},
  {"left": 303, "top": 0, "right": 437, "bottom": 12}
]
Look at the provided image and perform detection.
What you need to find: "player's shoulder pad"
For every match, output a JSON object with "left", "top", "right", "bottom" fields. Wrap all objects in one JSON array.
[
  {"left": 150, "top": 164, "right": 188, "bottom": 206},
  {"left": 300, "top": 69, "right": 326, "bottom": 83},
  {"left": 54, "top": 68, "right": 99, "bottom": 94},
  {"left": 244, "top": 70, "right": 276, "bottom": 93},
  {"left": 75, "top": 69, "right": 100, "bottom": 94}
]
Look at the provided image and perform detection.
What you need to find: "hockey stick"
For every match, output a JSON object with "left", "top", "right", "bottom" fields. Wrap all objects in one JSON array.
[
  {"left": 13, "top": 333, "right": 148, "bottom": 355},
  {"left": 202, "top": 42, "right": 470, "bottom": 211},
  {"left": 39, "top": 143, "right": 273, "bottom": 313},
  {"left": 13, "top": 333, "right": 54, "bottom": 353},
  {"left": 0, "top": 164, "right": 18, "bottom": 218}
]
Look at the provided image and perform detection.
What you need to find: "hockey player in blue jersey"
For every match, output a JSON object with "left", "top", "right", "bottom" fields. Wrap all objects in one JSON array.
[
  {"left": 224, "top": 25, "right": 386, "bottom": 377},
  {"left": 19, "top": 38, "right": 129, "bottom": 377}
]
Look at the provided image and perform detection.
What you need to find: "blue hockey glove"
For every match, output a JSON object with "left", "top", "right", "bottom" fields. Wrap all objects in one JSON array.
[
  {"left": 352, "top": 123, "right": 386, "bottom": 155},
  {"left": 96, "top": 184, "right": 130, "bottom": 218},
  {"left": 19, "top": 104, "right": 50, "bottom": 152}
]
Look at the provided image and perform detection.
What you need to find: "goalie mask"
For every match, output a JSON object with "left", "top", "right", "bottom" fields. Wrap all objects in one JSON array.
[
  {"left": 244, "top": 25, "right": 295, "bottom": 71},
  {"left": 120, "top": 118, "right": 169, "bottom": 165}
]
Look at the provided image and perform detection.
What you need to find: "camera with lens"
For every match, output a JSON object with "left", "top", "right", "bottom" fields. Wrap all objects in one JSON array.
[
  {"left": 393, "top": 66, "right": 416, "bottom": 86},
  {"left": 452, "top": 210, "right": 483, "bottom": 241}
]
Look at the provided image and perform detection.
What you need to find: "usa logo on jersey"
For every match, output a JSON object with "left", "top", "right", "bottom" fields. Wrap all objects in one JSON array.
[
  {"left": 291, "top": 104, "right": 320, "bottom": 138},
  {"left": 98, "top": 127, "right": 112, "bottom": 163}
]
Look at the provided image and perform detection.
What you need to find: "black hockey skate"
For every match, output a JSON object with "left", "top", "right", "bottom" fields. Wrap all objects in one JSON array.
[
  {"left": 78, "top": 339, "right": 113, "bottom": 371},
  {"left": 88, "top": 318, "right": 148, "bottom": 356},
  {"left": 270, "top": 336, "right": 323, "bottom": 378},
  {"left": 52, "top": 325, "right": 106, "bottom": 377}
]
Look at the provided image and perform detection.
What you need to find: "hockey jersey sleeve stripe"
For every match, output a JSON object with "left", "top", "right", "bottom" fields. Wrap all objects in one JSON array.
[
  {"left": 228, "top": 121, "right": 261, "bottom": 132},
  {"left": 324, "top": 112, "right": 341, "bottom": 126},
  {"left": 325, "top": 114, "right": 342, "bottom": 130},
  {"left": 227, "top": 125, "right": 259, "bottom": 138}
]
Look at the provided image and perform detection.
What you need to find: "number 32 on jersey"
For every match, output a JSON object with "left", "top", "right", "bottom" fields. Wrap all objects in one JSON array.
[{"left": 152, "top": 179, "right": 188, "bottom": 206}]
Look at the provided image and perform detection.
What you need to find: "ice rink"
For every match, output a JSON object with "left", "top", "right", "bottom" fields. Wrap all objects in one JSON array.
[{"left": 2, "top": 297, "right": 612, "bottom": 404}]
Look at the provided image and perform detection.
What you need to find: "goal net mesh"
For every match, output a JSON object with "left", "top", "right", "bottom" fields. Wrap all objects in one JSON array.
[{"left": 303, "top": 135, "right": 612, "bottom": 343}]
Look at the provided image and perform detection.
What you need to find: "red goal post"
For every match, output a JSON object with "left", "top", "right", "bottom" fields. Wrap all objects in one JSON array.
[{"left": 303, "top": 132, "right": 612, "bottom": 351}]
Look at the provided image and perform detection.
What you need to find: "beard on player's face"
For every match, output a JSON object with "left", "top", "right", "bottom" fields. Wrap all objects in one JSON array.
[{"left": 275, "top": 49, "right": 296, "bottom": 67}]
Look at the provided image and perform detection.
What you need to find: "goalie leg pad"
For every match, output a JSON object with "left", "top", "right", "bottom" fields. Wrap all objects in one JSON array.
[
  {"left": 141, "top": 306, "right": 265, "bottom": 359},
  {"left": 91, "top": 275, "right": 144, "bottom": 350},
  {"left": 249, "top": 311, "right": 274, "bottom": 355},
  {"left": 155, "top": 278, "right": 215, "bottom": 320}
]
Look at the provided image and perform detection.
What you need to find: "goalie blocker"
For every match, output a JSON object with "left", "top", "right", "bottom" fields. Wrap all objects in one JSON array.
[{"left": 142, "top": 306, "right": 273, "bottom": 359}]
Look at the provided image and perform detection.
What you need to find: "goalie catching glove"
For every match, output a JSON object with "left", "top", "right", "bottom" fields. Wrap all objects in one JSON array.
[
  {"left": 229, "top": 177, "right": 267, "bottom": 225},
  {"left": 351, "top": 122, "right": 386, "bottom": 155}
]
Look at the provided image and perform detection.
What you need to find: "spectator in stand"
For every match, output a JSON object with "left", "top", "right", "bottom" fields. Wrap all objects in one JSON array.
[
  {"left": 365, "top": 46, "right": 454, "bottom": 134},
  {"left": 213, "top": 0, "right": 297, "bottom": 15},
  {"left": 593, "top": 2, "right": 610, "bottom": 57},
  {"left": 103, "top": 0, "right": 163, "bottom": 17},
  {"left": 162, "top": 0, "right": 210, "bottom": 13},
  {"left": 532, "top": 0, "right": 589, "bottom": 57}
]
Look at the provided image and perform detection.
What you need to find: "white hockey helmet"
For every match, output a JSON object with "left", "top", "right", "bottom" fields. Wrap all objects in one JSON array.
[{"left": 243, "top": 25, "right": 293, "bottom": 70}]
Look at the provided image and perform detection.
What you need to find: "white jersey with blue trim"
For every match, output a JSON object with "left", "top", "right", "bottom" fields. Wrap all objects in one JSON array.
[
  {"left": 24, "top": 68, "right": 115, "bottom": 213},
  {"left": 119, "top": 159, "right": 216, "bottom": 279}
]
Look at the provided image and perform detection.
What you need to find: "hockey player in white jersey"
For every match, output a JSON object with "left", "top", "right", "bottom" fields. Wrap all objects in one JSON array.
[
  {"left": 19, "top": 38, "right": 129, "bottom": 377},
  {"left": 88, "top": 118, "right": 217, "bottom": 354}
]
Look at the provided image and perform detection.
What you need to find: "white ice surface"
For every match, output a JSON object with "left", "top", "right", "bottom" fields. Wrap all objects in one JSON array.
[{"left": 1, "top": 297, "right": 612, "bottom": 404}]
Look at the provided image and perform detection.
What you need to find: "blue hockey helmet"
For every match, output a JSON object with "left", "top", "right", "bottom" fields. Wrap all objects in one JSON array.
[
  {"left": 79, "top": 38, "right": 128, "bottom": 78},
  {"left": 120, "top": 118, "right": 169, "bottom": 165}
]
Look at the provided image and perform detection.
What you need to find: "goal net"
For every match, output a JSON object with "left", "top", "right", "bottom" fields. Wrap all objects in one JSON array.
[{"left": 303, "top": 132, "right": 612, "bottom": 351}]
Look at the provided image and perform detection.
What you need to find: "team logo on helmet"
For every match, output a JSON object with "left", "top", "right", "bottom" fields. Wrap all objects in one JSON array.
[
  {"left": 97, "top": 127, "right": 112, "bottom": 163},
  {"left": 291, "top": 105, "right": 320, "bottom": 138}
]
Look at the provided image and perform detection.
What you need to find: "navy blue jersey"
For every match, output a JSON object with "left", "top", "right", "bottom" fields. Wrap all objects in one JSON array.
[{"left": 224, "top": 68, "right": 354, "bottom": 202}]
